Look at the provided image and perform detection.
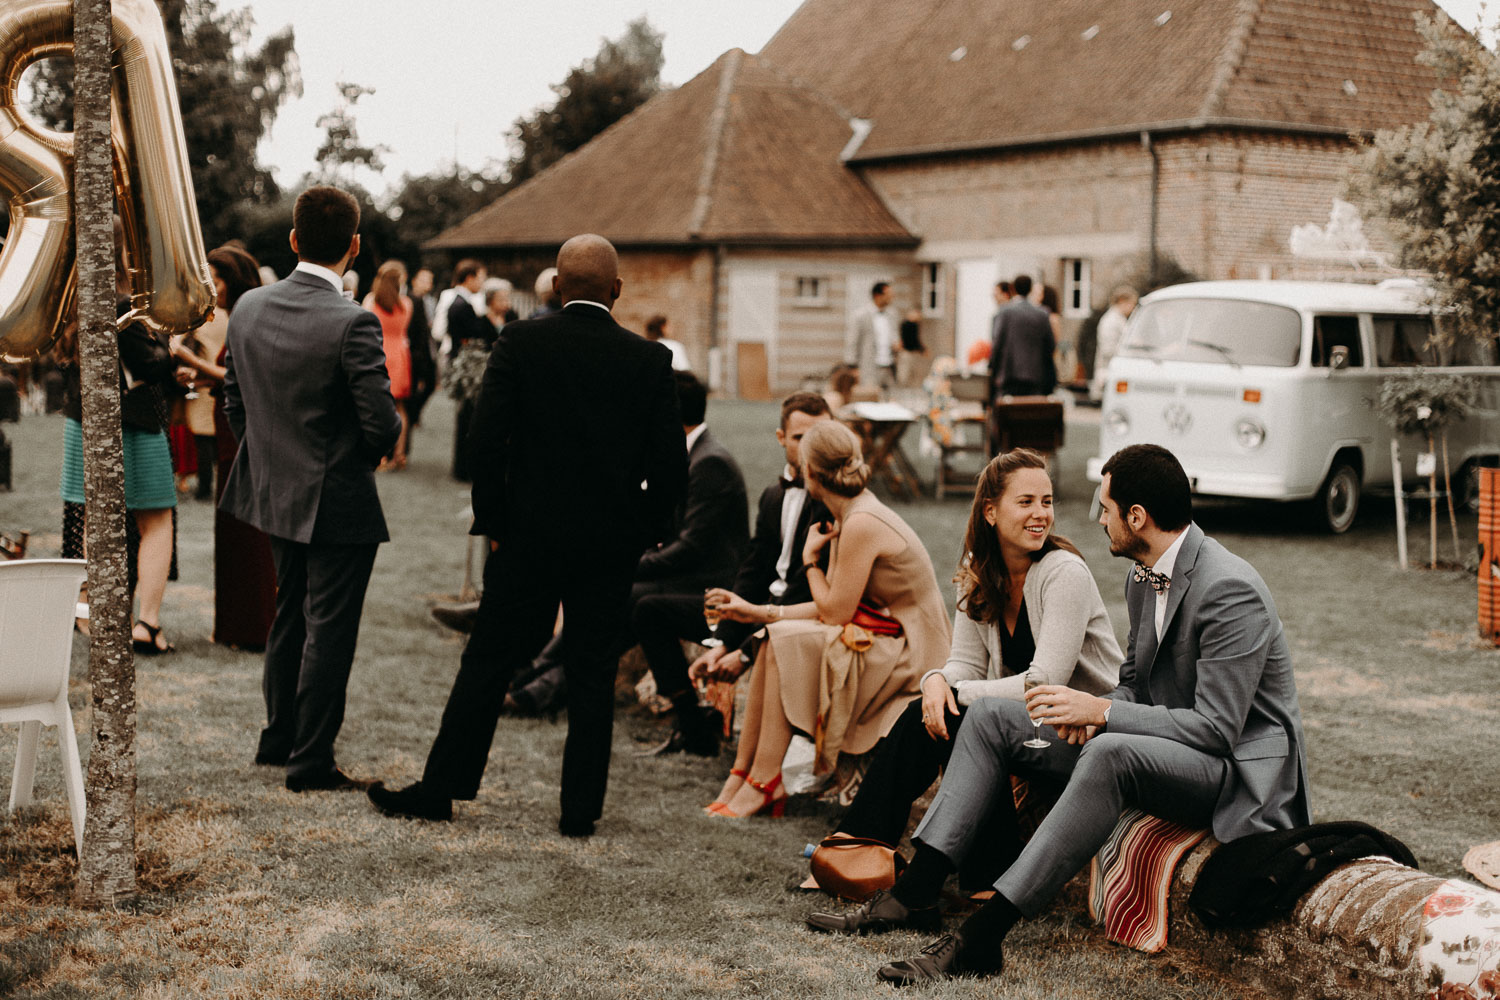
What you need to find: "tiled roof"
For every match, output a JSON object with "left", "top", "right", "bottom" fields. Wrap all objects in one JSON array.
[
  {"left": 759, "top": 0, "right": 1449, "bottom": 161},
  {"left": 427, "top": 49, "right": 916, "bottom": 251}
]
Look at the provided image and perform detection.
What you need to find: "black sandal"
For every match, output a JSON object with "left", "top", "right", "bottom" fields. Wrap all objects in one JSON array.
[{"left": 132, "top": 620, "right": 174, "bottom": 656}]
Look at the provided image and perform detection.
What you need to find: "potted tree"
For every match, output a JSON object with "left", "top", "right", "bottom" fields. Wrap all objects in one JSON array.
[{"left": 1376, "top": 371, "right": 1480, "bottom": 569}]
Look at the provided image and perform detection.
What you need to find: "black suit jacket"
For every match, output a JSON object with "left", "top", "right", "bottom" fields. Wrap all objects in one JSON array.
[
  {"left": 717, "top": 476, "right": 829, "bottom": 651},
  {"left": 636, "top": 427, "right": 748, "bottom": 589},
  {"left": 447, "top": 293, "right": 493, "bottom": 355},
  {"left": 467, "top": 302, "right": 686, "bottom": 563},
  {"left": 990, "top": 299, "right": 1057, "bottom": 396},
  {"left": 221, "top": 270, "right": 402, "bottom": 544},
  {"left": 407, "top": 293, "right": 435, "bottom": 391}
]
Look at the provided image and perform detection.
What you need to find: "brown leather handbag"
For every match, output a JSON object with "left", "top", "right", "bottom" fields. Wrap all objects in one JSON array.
[{"left": 809, "top": 836, "right": 907, "bottom": 901}]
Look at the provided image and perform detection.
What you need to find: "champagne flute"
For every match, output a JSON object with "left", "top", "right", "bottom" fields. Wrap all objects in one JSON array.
[
  {"left": 1022, "top": 667, "right": 1049, "bottom": 749},
  {"left": 702, "top": 590, "right": 726, "bottom": 648}
]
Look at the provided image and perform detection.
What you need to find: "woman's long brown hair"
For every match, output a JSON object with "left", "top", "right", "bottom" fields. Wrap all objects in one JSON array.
[
  {"left": 370, "top": 260, "right": 406, "bottom": 314},
  {"left": 956, "top": 449, "right": 1082, "bottom": 625}
]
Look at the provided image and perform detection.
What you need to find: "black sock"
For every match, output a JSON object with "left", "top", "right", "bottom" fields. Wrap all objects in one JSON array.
[
  {"left": 668, "top": 690, "right": 704, "bottom": 732},
  {"left": 890, "top": 844, "right": 955, "bottom": 910},
  {"left": 958, "top": 892, "right": 1022, "bottom": 945}
]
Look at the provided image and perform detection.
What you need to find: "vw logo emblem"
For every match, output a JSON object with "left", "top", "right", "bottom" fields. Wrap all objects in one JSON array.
[{"left": 1163, "top": 403, "right": 1192, "bottom": 435}]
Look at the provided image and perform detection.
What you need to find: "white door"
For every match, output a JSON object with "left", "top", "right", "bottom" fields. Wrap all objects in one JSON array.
[
  {"left": 727, "top": 268, "right": 778, "bottom": 395},
  {"left": 955, "top": 257, "right": 1039, "bottom": 363}
]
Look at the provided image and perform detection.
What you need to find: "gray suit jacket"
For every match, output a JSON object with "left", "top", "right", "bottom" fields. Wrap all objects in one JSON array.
[
  {"left": 1105, "top": 524, "right": 1312, "bottom": 842},
  {"left": 221, "top": 270, "right": 402, "bottom": 545},
  {"left": 989, "top": 299, "right": 1057, "bottom": 396},
  {"left": 844, "top": 303, "right": 896, "bottom": 386}
]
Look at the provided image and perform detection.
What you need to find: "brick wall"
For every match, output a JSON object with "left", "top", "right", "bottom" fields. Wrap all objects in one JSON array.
[{"left": 614, "top": 249, "right": 716, "bottom": 377}]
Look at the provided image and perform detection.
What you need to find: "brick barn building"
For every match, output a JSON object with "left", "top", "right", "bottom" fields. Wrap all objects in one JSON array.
[{"left": 430, "top": 0, "right": 1448, "bottom": 396}]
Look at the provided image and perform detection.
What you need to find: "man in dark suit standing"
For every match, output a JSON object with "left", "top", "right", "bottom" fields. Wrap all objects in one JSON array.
[
  {"left": 369, "top": 234, "right": 687, "bottom": 836},
  {"left": 633, "top": 391, "right": 832, "bottom": 755},
  {"left": 221, "top": 185, "right": 402, "bottom": 792},
  {"left": 989, "top": 274, "right": 1057, "bottom": 399}
]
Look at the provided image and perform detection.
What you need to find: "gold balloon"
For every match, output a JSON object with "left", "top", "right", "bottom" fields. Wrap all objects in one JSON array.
[{"left": 0, "top": 0, "right": 213, "bottom": 363}]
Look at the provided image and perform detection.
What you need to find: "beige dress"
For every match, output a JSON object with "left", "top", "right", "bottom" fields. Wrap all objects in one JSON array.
[{"left": 768, "top": 492, "right": 951, "bottom": 767}]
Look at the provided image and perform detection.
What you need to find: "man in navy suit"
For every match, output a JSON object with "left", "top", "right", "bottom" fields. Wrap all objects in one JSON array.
[{"left": 221, "top": 185, "right": 402, "bottom": 792}]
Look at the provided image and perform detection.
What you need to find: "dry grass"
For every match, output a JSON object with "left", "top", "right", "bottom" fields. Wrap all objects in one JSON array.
[{"left": 0, "top": 397, "right": 1492, "bottom": 998}]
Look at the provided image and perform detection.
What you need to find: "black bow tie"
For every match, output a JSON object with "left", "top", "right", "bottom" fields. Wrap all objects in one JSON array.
[
  {"left": 1133, "top": 562, "right": 1171, "bottom": 594},
  {"left": 785, "top": 476, "right": 805, "bottom": 490}
]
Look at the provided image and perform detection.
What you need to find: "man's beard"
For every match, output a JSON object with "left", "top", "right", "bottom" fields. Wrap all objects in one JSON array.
[{"left": 1108, "top": 523, "right": 1150, "bottom": 562}]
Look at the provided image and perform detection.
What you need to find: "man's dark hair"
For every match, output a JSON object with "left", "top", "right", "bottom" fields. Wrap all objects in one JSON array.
[
  {"left": 1012, "top": 274, "right": 1033, "bottom": 298},
  {"left": 645, "top": 314, "right": 667, "bottom": 339},
  {"left": 292, "top": 186, "right": 360, "bottom": 265},
  {"left": 1100, "top": 444, "right": 1192, "bottom": 531},
  {"left": 453, "top": 259, "right": 482, "bottom": 285},
  {"left": 674, "top": 371, "right": 708, "bottom": 426},
  {"left": 779, "top": 390, "right": 831, "bottom": 429},
  {"left": 996, "top": 280, "right": 1012, "bottom": 295},
  {"left": 871, "top": 281, "right": 890, "bottom": 299}
]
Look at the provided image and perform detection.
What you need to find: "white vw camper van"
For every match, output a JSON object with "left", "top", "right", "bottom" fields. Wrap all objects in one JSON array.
[{"left": 1086, "top": 280, "right": 1500, "bottom": 532}]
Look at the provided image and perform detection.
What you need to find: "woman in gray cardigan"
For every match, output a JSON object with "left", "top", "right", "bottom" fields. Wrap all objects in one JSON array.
[{"left": 821, "top": 448, "right": 1121, "bottom": 892}]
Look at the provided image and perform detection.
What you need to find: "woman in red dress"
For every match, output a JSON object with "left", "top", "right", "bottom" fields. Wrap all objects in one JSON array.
[{"left": 364, "top": 261, "right": 413, "bottom": 469}]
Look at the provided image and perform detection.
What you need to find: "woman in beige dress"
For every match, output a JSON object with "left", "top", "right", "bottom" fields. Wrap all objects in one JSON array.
[{"left": 701, "top": 420, "right": 950, "bottom": 818}]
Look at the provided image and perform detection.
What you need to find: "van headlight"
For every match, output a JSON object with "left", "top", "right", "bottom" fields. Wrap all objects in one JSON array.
[
  {"left": 1235, "top": 418, "right": 1266, "bottom": 449},
  {"left": 1105, "top": 409, "right": 1130, "bottom": 436}
]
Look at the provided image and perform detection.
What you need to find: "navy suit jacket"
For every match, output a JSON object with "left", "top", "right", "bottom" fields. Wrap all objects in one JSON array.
[{"left": 221, "top": 269, "right": 402, "bottom": 545}]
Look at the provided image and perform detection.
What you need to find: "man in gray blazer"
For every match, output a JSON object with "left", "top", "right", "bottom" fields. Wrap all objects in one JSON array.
[
  {"left": 989, "top": 273, "right": 1056, "bottom": 399},
  {"left": 808, "top": 443, "right": 1310, "bottom": 985},
  {"left": 844, "top": 281, "right": 899, "bottom": 389},
  {"left": 222, "top": 185, "right": 402, "bottom": 793}
]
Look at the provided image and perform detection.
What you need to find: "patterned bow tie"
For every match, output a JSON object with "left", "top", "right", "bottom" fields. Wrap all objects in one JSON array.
[{"left": 1133, "top": 562, "right": 1170, "bottom": 594}]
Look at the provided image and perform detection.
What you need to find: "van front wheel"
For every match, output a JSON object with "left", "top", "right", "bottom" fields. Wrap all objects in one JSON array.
[{"left": 1316, "top": 462, "right": 1361, "bottom": 534}]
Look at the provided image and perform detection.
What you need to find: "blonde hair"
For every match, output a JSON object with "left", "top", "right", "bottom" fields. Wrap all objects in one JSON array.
[{"left": 801, "top": 420, "right": 870, "bottom": 498}]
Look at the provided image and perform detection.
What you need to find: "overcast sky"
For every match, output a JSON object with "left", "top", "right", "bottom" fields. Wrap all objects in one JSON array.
[{"left": 245, "top": 0, "right": 1488, "bottom": 198}]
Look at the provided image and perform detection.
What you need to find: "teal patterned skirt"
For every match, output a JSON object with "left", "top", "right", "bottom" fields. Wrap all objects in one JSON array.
[{"left": 60, "top": 417, "right": 177, "bottom": 510}]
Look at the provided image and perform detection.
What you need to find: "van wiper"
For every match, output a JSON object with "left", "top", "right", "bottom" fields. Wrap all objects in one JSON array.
[
  {"left": 1120, "top": 342, "right": 1163, "bottom": 364},
  {"left": 1187, "top": 339, "right": 1241, "bottom": 368}
]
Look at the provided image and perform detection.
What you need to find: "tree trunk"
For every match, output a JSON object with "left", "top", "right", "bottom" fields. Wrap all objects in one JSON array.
[
  {"left": 73, "top": 0, "right": 138, "bottom": 909},
  {"left": 1441, "top": 433, "right": 1461, "bottom": 563}
]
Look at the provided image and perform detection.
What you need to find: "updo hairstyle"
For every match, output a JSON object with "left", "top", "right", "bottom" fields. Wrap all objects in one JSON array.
[{"left": 801, "top": 420, "right": 871, "bottom": 498}]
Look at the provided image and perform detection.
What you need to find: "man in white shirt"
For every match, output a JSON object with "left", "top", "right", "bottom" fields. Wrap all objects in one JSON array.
[
  {"left": 1091, "top": 285, "right": 1138, "bottom": 400},
  {"left": 845, "top": 281, "right": 900, "bottom": 389}
]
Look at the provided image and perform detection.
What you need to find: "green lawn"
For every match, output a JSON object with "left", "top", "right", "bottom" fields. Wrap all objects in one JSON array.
[{"left": 0, "top": 393, "right": 1494, "bottom": 999}]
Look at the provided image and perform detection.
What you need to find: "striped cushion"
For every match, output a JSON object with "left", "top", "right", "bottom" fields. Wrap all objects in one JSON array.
[{"left": 1088, "top": 809, "right": 1210, "bottom": 953}]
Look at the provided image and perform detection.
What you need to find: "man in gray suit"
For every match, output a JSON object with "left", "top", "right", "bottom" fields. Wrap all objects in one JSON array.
[
  {"left": 222, "top": 185, "right": 402, "bottom": 793},
  {"left": 844, "top": 281, "right": 898, "bottom": 389},
  {"left": 807, "top": 443, "right": 1310, "bottom": 985},
  {"left": 989, "top": 273, "right": 1056, "bottom": 399}
]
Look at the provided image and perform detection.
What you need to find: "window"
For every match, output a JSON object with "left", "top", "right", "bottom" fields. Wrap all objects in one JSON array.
[
  {"left": 920, "top": 262, "right": 943, "bottom": 317},
  {"left": 1122, "top": 299, "right": 1301, "bottom": 367},
  {"left": 1061, "top": 258, "right": 1091, "bottom": 318},
  {"left": 793, "top": 275, "right": 828, "bottom": 307},
  {"left": 1373, "top": 315, "right": 1438, "bottom": 367},
  {"left": 1310, "top": 315, "right": 1363, "bottom": 367}
]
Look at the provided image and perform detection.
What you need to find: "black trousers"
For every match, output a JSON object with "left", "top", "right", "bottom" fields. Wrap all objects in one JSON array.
[
  {"left": 835, "top": 697, "right": 1023, "bottom": 890},
  {"left": 631, "top": 592, "right": 714, "bottom": 700},
  {"left": 422, "top": 544, "right": 635, "bottom": 825},
  {"left": 261, "top": 537, "right": 379, "bottom": 779}
]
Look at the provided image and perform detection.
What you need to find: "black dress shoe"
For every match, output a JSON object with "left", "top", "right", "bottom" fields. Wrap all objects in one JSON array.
[
  {"left": 806, "top": 889, "right": 943, "bottom": 935},
  {"left": 558, "top": 816, "right": 595, "bottom": 838},
  {"left": 876, "top": 932, "right": 1003, "bottom": 986},
  {"left": 254, "top": 750, "right": 288, "bottom": 767},
  {"left": 637, "top": 727, "right": 720, "bottom": 758},
  {"left": 285, "top": 768, "right": 373, "bottom": 793},
  {"left": 367, "top": 781, "right": 453, "bottom": 821}
]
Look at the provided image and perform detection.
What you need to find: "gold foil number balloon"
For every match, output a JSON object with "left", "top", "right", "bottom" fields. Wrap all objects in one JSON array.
[{"left": 0, "top": 0, "right": 213, "bottom": 362}]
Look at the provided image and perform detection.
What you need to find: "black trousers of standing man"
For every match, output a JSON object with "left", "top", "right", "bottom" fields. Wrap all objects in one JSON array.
[
  {"left": 260, "top": 538, "right": 379, "bottom": 779},
  {"left": 421, "top": 540, "right": 635, "bottom": 829}
]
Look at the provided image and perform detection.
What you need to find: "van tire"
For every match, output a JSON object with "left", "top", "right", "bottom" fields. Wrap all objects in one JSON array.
[{"left": 1316, "top": 462, "right": 1361, "bottom": 534}]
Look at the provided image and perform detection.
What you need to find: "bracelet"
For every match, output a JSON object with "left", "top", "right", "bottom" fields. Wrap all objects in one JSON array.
[{"left": 768, "top": 604, "right": 782, "bottom": 621}]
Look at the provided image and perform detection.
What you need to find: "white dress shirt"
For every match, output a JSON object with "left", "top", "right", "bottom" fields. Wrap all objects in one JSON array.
[
  {"left": 770, "top": 464, "right": 807, "bottom": 598},
  {"left": 1150, "top": 529, "right": 1189, "bottom": 639},
  {"left": 872, "top": 309, "right": 895, "bottom": 367},
  {"left": 294, "top": 260, "right": 343, "bottom": 294}
]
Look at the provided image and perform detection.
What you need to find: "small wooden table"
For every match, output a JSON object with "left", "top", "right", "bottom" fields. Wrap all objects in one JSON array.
[{"left": 842, "top": 402, "right": 924, "bottom": 500}]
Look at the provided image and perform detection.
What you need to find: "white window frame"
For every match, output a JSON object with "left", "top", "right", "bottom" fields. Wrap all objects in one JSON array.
[
  {"left": 920, "top": 262, "right": 943, "bottom": 317},
  {"left": 792, "top": 275, "right": 829, "bottom": 308},
  {"left": 1062, "top": 258, "right": 1091, "bottom": 318}
]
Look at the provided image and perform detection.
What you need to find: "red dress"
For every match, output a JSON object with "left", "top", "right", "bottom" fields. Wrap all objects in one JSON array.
[{"left": 371, "top": 296, "right": 413, "bottom": 400}]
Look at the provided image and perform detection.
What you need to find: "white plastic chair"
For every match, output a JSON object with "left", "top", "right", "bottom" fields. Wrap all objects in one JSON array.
[{"left": 0, "top": 559, "right": 87, "bottom": 855}]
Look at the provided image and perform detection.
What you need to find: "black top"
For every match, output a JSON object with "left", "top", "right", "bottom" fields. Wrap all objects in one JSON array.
[
  {"left": 62, "top": 303, "right": 179, "bottom": 431},
  {"left": 900, "top": 318, "right": 924, "bottom": 352},
  {"left": 997, "top": 598, "right": 1036, "bottom": 674}
]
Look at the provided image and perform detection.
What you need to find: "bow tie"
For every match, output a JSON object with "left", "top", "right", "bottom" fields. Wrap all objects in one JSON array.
[
  {"left": 1133, "top": 562, "right": 1171, "bottom": 594},
  {"left": 784, "top": 476, "right": 805, "bottom": 490}
]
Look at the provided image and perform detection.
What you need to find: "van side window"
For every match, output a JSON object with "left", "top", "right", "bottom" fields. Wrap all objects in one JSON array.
[
  {"left": 1311, "top": 315, "right": 1363, "bottom": 367},
  {"left": 1449, "top": 333, "right": 1499, "bottom": 367},
  {"left": 1373, "top": 315, "right": 1437, "bottom": 367}
]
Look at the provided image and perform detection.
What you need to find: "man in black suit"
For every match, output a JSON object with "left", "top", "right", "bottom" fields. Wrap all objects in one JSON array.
[
  {"left": 221, "top": 185, "right": 402, "bottom": 792},
  {"left": 369, "top": 234, "right": 687, "bottom": 836},
  {"left": 989, "top": 274, "right": 1057, "bottom": 399},
  {"left": 633, "top": 391, "right": 832, "bottom": 755}
]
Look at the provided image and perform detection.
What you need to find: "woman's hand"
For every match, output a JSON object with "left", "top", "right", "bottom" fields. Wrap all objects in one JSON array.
[
  {"left": 703, "top": 588, "right": 766, "bottom": 624},
  {"left": 802, "top": 518, "right": 839, "bottom": 567},
  {"left": 690, "top": 644, "right": 747, "bottom": 683},
  {"left": 920, "top": 674, "right": 958, "bottom": 741},
  {"left": 1024, "top": 685, "right": 1109, "bottom": 730}
]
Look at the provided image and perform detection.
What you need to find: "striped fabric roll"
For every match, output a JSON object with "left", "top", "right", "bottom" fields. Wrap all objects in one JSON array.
[{"left": 1087, "top": 808, "right": 1210, "bottom": 953}]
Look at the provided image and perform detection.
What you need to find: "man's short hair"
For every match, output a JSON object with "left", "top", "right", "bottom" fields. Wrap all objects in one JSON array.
[
  {"left": 779, "top": 390, "right": 831, "bottom": 429},
  {"left": 1012, "top": 274, "right": 1033, "bottom": 298},
  {"left": 675, "top": 371, "right": 708, "bottom": 426},
  {"left": 872, "top": 281, "right": 891, "bottom": 299},
  {"left": 453, "top": 259, "right": 483, "bottom": 285},
  {"left": 293, "top": 186, "right": 360, "bottom": 265},
  {"left": 996, "top": 281, "right": 1012, "bottom": 295},
  {"left": 1100, "top": 443, "right": 1192, "bottom": 531}
]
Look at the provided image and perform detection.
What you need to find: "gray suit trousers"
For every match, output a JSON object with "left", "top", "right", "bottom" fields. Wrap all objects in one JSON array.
[{"left": 913, "top": 698, "right": 1228, "bottom": 916}]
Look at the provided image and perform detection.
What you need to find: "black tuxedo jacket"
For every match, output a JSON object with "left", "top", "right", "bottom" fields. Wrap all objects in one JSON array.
[
  {"left": 407, "top": 293, "right": 435, "bottom": 388},
  {"left": 636, "top": 427, "right": 748, "bottom": 589},
  {"left": 447, "top": 293, "right": 493, "bottom": 354},
  {"left": 467, "top": 302, "right": 686, "bottom": 563},
  {"left": 717, "top": 477, "right": 829, "bottom": 651}
]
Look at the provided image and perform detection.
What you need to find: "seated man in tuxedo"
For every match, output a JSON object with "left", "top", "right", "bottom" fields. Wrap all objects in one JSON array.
[
  {"left": 807, "top": 444, "right": 1311, "bottom": 986},
  {"left": 505, "top": 371, "right": 749, "bottom": 716},
  {"left": 633, "top": 390, "right": 834, "bottom": 756}
]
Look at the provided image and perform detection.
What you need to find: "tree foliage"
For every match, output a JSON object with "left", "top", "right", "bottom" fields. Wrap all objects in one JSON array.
[
  {"left": 315, "top": 82, "right": 389, "bottom": 182},
  {"left": 1351, "top": 12, "right": 1500, "bottom": 343},
  {"left": 506, "top": 17, "right": 664, "bottom": 187}
]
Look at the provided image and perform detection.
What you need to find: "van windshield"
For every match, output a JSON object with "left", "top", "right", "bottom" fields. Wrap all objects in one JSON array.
[{"left": 1119, "top": 299, "right": 1302, "bottom": 367}]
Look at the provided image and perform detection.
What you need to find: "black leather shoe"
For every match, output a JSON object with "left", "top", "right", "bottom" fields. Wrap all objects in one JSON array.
[
  {"left": 806, "top": 889, "right": 943, "bottom": 935},
  {"left": 876, "top": 932, "right": 1003, "bottom": 986},
  {"left": 558, "top": 816, "right": 595, "bottom": 838},
  {"left": 367, "top": 781, "right": 453, "bottom": 821},
  {"left": 286, "top": 768, "right": 373, "bottom": 793},
  {"left": 637, "top": 727, "right": 720, "bottom": 758},
  {"left": 254, "top": 750, "right": 288, "bottom": 767},
  {"left": 430, "top": 601, "right": 479, "bottom": 634}
]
